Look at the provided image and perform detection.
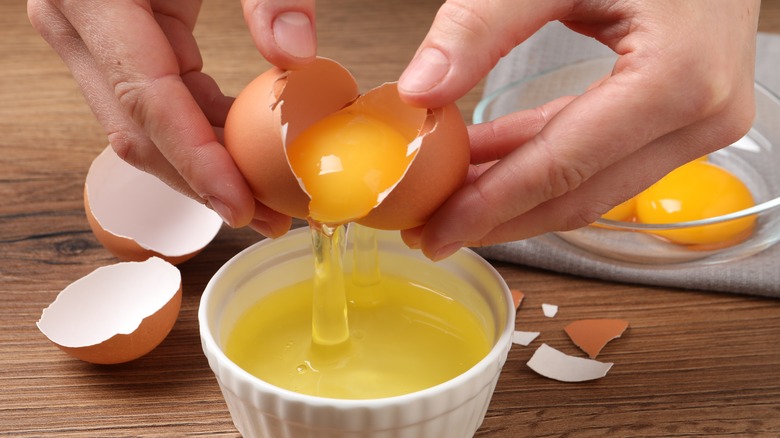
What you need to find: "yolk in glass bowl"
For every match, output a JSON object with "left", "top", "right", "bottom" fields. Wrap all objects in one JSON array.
[
  {"left": 601, "top": 197, "right": 637, "bottom": 222},
  {"left": 633, "top": 160, "right": 756, "bottom": 246}
]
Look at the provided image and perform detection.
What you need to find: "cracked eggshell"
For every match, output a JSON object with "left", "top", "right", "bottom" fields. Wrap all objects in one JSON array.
[
  {"left": 224, "top": 57, "right": 470, "bottom": 230},
  {"left": 37, "top": 257, "right": 182, "bottom": 365},
  {"left": 84, "top": 146, "right": 224, "bottom": 265},
  {"left": 355, "top": 84, "right": 470, "bottom": 230},
  {"left": 224, "top": 57, "right": 360, "bottom": 220}
]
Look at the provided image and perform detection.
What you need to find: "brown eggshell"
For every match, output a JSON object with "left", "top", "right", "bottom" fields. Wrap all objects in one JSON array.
[
  {"left": 84, "top": 146, "right": 224, "bottom": 265},
  {"left": 36, "top": 257, "right": 182, "bottom": 365},
  {"left": 355, "top": 86, "right": 470, "bottom": 230},
  {"left": 224, "top": 57, "right": 360, "bottom": 219},
  {"left": 225, "top": 58, "right": 470, "bottom": 230},
  {"left": 564, "top": 319, "right": 629, "bottom": 359}
]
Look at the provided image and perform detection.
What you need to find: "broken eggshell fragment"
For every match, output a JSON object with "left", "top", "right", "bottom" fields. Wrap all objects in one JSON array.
[
  {"left": 37, "top": 257, "right": 182, "bottom": 365},
  {"left": 527, "top": 343, "right": 613, "bottom": 382},
  {"left": 84, "top": 146, "right": 224, "bottom": 265},
  {"left": 224, "top": 57, "right": 470, "bottom": 230},
  {"left": 564, "top": 319, "right": 629, "bottom": 359}
]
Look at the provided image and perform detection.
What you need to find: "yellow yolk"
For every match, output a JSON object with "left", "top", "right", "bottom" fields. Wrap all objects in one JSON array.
[
  {"left": 635, "top": 161, "right": 756, "bottom": 245},
  {"left": 599, "top": 157, "right": 709, "bottom": 224},
  {"left": 601, "top": 197, "right": 637, "bottom": 222},
  {"left": 286, "top": 111, "right": 416, "bottom": 225}
]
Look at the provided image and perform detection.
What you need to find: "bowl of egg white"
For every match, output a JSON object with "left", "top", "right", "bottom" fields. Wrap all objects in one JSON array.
[
  {"left": 474, "top": 56, "right": 780, "bottom": 266},
  {"left": 200, "top": 226, "right": 515, "bottom": 438}
]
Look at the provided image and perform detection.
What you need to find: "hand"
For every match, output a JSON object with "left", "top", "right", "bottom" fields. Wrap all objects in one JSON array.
[
  {"left": 27, "top": 0, "right": 316, "bottom": 237},
  {"left": 398, "top": 0, "right": 760, "bottom": 260}
]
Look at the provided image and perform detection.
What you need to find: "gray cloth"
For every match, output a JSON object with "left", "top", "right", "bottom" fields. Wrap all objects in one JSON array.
[{"left": 474, "top": 23, "right": 780, "bottom": 297}]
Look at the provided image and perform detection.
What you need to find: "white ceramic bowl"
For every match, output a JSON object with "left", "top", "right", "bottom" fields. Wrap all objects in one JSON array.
[
  {"left": 474, "top": 56, "right": 780, "bottom": 266},
  {"left": 199, "top": 227, "right": 514, "bottom": 438}
]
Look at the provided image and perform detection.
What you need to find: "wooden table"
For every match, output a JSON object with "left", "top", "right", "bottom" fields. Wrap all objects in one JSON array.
[{"left": 3, "top": 0, "right": 780, "bottom": 436}]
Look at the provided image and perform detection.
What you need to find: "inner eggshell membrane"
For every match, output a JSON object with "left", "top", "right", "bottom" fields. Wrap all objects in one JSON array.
[
  {"left": 224, "top": 58, "right": 360, "bottom": 220},
  {"left": 85, "top": 146, "right": 223, "bottom": 263},
  {"left": 37, "top": 257, "right": 182, "bottom": 364},
  {"left": 285, "top": 83, "right": 429, "bottom": 225}
]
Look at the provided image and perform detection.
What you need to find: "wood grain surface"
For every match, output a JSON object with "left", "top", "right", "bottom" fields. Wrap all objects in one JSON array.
[{"left": 2, "top": 0, "right": 780, "bottom": 436}]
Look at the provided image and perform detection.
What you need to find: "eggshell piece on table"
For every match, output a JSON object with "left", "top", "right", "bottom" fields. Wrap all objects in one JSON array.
[
  {"left": 84, "top": 146, "right": 223, "bottom": 265},
  {"left": 510, "top": 289, "right": 525, "bottom": 310},
  {"left": 512, "top": 330, "right": 540, "bottom": 347},
  {"left": 224, "top": 57, "right": 470, "bottom": 230},
  {"left": 37, "top": 257, "right": 182, "bottom": 365},
  {"left": 527, "top": 343, "right": 613, "bottom": 382},
  {"left": 565, "top": 319, "right": 629, "bottom": 359},
  {"left": 542, "top": 303, "right": 558, "bottom": 318}
]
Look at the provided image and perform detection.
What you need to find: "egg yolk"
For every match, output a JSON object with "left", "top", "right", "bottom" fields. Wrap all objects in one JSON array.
[
  {"left": 601, "top": 197, "right": 637, "bottom": 222},
  {"left": 635, "top": 161, "right": 756, "bottom": 246},
  {"left": 286, "top": 111, "right": 416, "bottom": 225}
]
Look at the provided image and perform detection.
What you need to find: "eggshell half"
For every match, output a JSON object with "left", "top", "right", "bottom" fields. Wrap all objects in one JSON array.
[
  {"left": 352, "top": 85, "right": 470, "bottom": 230},
  {"left": 84, "top": 146, "right": 224, "bottom": 264},
  {"left": 37, "top": 257, "right": 182, "bottom": 364},
  {"left": 224, "top": 57, "right": 470, "bottom": 230},
  {"left": 224, "top": 57, "right": 360, "bottom": 219}
]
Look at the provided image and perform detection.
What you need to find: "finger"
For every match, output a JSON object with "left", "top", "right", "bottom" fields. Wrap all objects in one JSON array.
[
  {"left": 479, "top": 78, "right": 756, "bottom": 245},
  {"left": 400, "top": 160, "right": 491, "bottom": 249},
  {"left": 398, "top": 0, "right": 571, "bottom": 107},
  {"left": 182, "top": 71, "right": 234, "bottom": 128},
  {"left": 56, "top": 1, "right": 257, "bottom": 228},
  {"left": 469, "top": 95, "right": 574, "bottom": 163},
  {"left": 28, "top": 1, "right": 195, "bottom": 197},
  {"left": 241, "top": 0, "right": 317, "bottom": 69},
  {"left": 249, "top": 200, "right": 293, "bottom": 238}
]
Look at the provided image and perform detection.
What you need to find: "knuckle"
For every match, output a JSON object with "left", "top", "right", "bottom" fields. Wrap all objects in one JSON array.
[
  {"left": 26, "top": 0, "right": 47, "bottom": 29},
  {"left": 562, "top": 207, "right": 603, "bottom": 231},
  {"left": 538, "top": 139, "right": 591, "bottom": 200},
  {"left": 107, "top": 131, "right": 156, "bottom": 176},
  {"left": 434, "top": 0, "right": 517, "bottom": 59},
  {"left": 27, "top": 0, "right": 67, "bottom": 40},
  {"left": 718, "top": 85, "right": 756, "bottom": 144},
  {"left": 113, "top": 79, "right": 149, "bottom": 127},
  {"left": 564, "top": 202, "right": 609, "bottom": 231},
  {"left": 674, "top": 64, "right": 754, "bottom": 132}
]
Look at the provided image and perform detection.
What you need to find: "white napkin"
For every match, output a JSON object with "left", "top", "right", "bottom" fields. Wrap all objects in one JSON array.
[{"left": 474, "top": 23, "right": 780, "bottom": 297}]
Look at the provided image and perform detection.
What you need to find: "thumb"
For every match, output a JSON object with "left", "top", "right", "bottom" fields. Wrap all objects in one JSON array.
[
  {"left": 398, "top": 0, "right": 570, "bottom": 107},
  {"left": 241, "top": 0, "right": 317, "bottom": 69}
]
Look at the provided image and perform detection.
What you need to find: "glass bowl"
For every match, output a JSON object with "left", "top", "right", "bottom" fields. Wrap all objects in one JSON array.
[
  {"left": 474, "top": 57, "right": 780, "bottom": 266},
  {"left": 199, "top": 227, "right": 514, "bottom": 438}
]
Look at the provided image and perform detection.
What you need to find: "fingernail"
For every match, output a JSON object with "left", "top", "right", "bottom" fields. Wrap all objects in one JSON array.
[
  {"left": 399, "top": 47, "right": 450, "bottom": 94},
  {"left": 250, "top": 219, "right": 277, "bottom": 238},
  {"left": 273, "top": 11, "right": 316, "bottom": 59},
  {"left": 431, "top": 241, "right": 464, "bottom": 262},
  {"left": 406, "top": 238, "right": 421, "bottom": 250},
  {"left": 206, "top": 196, "right": 235, "bottom": 228}
]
